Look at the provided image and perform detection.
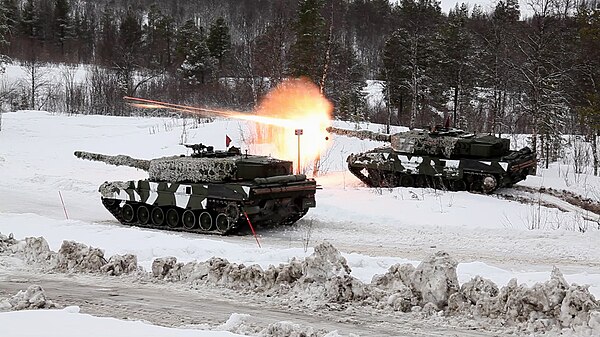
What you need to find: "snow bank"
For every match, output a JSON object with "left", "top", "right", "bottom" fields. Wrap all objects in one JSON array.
[
  {"left": 2, "top": 232, "right": 599, "bottom": 335},
  {"left": 0, "top": 285, "right": 56, "bottom": 311},
  {"left": 0, "top": 232, "right": 16, "bottom": 252},
  {"left": 150, "top": 241, "right": 365, "bottom": 305},
  {"left": 215, "top": 313, "right": 350, "bottom": 337},
  {"left": 1, "top": 233, "right": 139, "bottom": 276},
  {"left": 448, "top": 267, "right": 600, "bottom": 334},
  {"left": 369, "top": 251, "right": 459, "bottom": 312}
]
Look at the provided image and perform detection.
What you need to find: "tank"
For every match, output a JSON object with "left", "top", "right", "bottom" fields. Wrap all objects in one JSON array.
[
  {"left": 75, "top": 144, "right": 317, "bottom": 235},
  {"left": 327, "top": 126, "right": 537, "bottom": 193}
]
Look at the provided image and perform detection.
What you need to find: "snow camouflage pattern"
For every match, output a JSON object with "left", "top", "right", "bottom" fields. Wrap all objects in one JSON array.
[
  {"left": 327, "top": 126, "right": 537, "bottom": 193},
  {"left": 76, "top": 151, "right": 244, "bottom": 183},
  {"left": 75, "top": 146, "right": 317, "bottom": 235},
  {"left": 99, "top": 180, "right": 250, "bottom": 210}
]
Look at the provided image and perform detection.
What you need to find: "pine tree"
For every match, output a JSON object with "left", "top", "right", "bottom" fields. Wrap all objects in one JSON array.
[
  {"left": 118, "top": 8, "right": 142, "bottom": 57},
  {"left": 289, "top": 0, "right": 327, "bottom": 84},
  {"left": 575, "top": 2, "right": 600, "bottom": 175},
  {"left": 178, "top": 21, "right": 216, "bottom": 85},
  {"left": 439, "top": 3, "right": 477, "bottom": 129},
  {"left": 334, "top": 42, "right": 366, "bottom": 122},
  {"left": 347, "top": 0, "right": 392, "bottom": 78},
  {"left": 116, "top": 8, "right": 143, "bottom": 95},
  {"left": 20, "top": 0, "right": 40, "bottom": 39},
  {"left": 382, "top": 29, "right": 412, "bottom": 126},
  {"left": 0, "top": 2, "right": 9, "bottom": 46},
  {"left": 206, "top": 17, "right": 231, "bottom": 71},
  {"left": 478, "top": 0, "right": 521, "bottom": 134},
  {"left": 2, "top": 0, "right": 19, "bottom": 33},
  {"left": 175, "top": 19, "right": 201, "bottom": 65},
  {"left": 144, "top": 5, "right": 174, "bottom": 69},
  {"left": 72, "top": 4, "right": 96, "bottom": 63},
  {"left": 53, "top": 0, "right": 72, "bottom": 56},
  {"left": 383, "top": 0, "right": 443, "bottom": 128},
  {"left": 97, "top": 7, "right": 117, "bottom": 66},
  {"left": 180, "top": 40, "right": 216, "bottom": 85},
  {"left": 0, "top": 0, "right": 11, "bottom": 74}
]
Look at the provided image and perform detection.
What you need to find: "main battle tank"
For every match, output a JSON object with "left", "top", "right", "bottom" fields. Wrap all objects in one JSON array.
[
  {"left": 75, "top": 144, "right": 316, "bottom": 235},
  {"left": 327, "top": 126, "right": 536, "bottom": 193}
]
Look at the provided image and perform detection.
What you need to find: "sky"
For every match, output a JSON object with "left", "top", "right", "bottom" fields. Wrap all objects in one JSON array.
[{"left": 438, "top": 0, "right": 533, "bottom": 17}]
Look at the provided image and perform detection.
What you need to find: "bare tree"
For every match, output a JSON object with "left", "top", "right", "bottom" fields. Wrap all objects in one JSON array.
[
  {"left": 61, "top": 65, "right": 90, "bottom": 115},
  {"left": 20, "top": 58, "right": 51, "bottom": 110},
  {"left": 515, "top": 0, "right": 575, "bottom": 168}
]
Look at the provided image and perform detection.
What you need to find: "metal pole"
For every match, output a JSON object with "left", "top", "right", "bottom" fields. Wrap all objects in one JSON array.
[
  {"left": 295, "top": 129, "right": 303, "bottom": 175},
  {"left": 297, "top": 133, "right": 301, "bottom": 174}
]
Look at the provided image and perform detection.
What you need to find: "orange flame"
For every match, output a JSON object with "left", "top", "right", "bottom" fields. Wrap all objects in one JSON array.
[
  {"left": 124, "top": 78, "right": 333, "bottom": 175},
  {"left": 252, "top": 78, "right": 333, "bottom": 173}
]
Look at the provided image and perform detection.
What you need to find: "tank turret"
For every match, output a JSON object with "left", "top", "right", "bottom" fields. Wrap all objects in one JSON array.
[
  {"left": 327, "top": 126, "right": 536, "bottom": 193},
  {"left": 75, "top": 143, "right": 293, "bottom": 184},
  {"left": 75, "top": 144, "right": 316, "bottom": 235},
  {"left": 327, "top": 126, "right": 510, "bottom": 159}
]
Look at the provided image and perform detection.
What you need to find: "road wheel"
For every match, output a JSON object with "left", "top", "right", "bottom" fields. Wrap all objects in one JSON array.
[
  {"left": 122, "top": 203, "right": 135, "bottom": 223},
  {"left": 225, "top": 203, "right": 240, "bottom": 224},
  {"left": 151, "top": 207, "right": 165, "bottom": 226},
  {"left": 399, "top": 175, "right": 414, "bottom": 187},
  {"left": 199, "top": 212, "right": 212, "bottom": 231},
  {"left": 367, "top": 169, "right": 384, "bottom": 187},
  {"left": 449, "top": 180, "right": 466, "bottom": 191},
  {"left": 182, "top": 210, "right": 196, "bottom": 229},
  {"left": 415, "top": 175, "right": 429, "bottom": 188},
  {"left": 215, "top": 213, "right": 230, "bottom": 233},
  {"left": 482, "top": 175, "right": 497, "bottom": 194},
  {"left": 137, "top": 205, "right": 150, "bottom": 225},
  {"left": 166, "top": 208, "right": 180, "bottom": 228}
]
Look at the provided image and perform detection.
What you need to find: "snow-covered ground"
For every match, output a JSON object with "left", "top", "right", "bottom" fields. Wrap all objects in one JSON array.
[
  {"left": 1, "top": 111, "right": 599, "bottom": 335},
  {"left": 0, "top": 307, "right": 246, "bottom": 337}
]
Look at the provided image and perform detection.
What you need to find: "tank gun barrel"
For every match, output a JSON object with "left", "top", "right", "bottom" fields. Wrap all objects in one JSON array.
[
  {"left": 326, "top": 126, "right": 391, "bottom": 142},
  {"left": 74, "top": 151, "right": 150, "bottom": 171}
]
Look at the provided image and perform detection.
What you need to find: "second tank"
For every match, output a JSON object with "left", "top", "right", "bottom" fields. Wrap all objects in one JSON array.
[{"left": 327, "top": 126, "right": 536, "bottom": 193}]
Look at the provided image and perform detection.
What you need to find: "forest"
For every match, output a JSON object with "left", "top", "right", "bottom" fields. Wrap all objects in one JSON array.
[{"left": 0, "top": 0, "right": 599, "bottom": 173}]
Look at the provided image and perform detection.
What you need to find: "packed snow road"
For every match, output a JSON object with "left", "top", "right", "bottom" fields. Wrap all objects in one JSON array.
[{"left": 0, "top": 268, "right": 505, "bottom": 337}]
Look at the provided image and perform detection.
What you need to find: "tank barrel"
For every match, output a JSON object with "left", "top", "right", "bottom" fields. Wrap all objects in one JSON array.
[
  {"left": 326, "top": 126, "right": 391, "bottom": 142},
  {"left": 74, "top": 151, "right": 150, "bottom": 171}
]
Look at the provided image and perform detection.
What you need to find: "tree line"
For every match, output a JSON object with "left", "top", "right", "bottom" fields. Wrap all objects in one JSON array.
[{"left": 0, "top": 0, "right": 598, "bottom": 173}]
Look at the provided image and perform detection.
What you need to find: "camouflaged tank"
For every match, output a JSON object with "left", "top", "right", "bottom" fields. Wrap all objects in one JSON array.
[
  {"left": 75, "top": 144, "right": 316, "bottom": 235},
  {"left": 327, "top": 126, "right": 536, "bottom": 193}
]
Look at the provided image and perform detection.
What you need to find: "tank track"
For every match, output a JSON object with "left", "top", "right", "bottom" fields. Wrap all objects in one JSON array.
[
  {"left": 101, "top": 198, "right": 241, "bottom": 235},
  {"left": 348, "top": 165, "right": 498, "bottom": 193},
  {"left": 101, "top": 198, "right": 308, "bottom": 236}
]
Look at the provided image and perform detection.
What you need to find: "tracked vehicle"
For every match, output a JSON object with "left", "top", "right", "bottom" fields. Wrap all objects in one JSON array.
[
  {"left": 327, "top": 126, "right": 536, "bottom": 193},
  {"left": 75, "top": 144, "right": 316, "bottom": 235}
]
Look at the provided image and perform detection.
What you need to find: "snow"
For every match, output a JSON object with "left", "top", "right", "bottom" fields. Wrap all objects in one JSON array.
[
  {"left": 0, "top": 307, "right": 244, "bottom": 337},
  {"left": 1, "top": 110, "right": 600, "bottom": 335}
]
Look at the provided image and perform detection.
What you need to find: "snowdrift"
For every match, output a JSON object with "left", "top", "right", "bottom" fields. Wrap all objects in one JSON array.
[{"left": 1, "top": 232, "right": 599, "bottom": 335}]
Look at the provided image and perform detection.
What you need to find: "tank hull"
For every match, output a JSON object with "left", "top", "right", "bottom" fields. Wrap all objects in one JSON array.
[
  {"left": 99, "top": 175, "right": 316, "bottom": 235},
  {"left": 347, "top": 147, "right": 536, "bottom": 193}
]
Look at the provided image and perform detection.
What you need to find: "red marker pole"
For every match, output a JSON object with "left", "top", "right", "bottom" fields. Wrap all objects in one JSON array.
[
  {"left": 58, "top": 191, "right": 68, "bottom": 219},
  {"left": 243, "top": 211, "right": 261, "bottom": 248}
]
